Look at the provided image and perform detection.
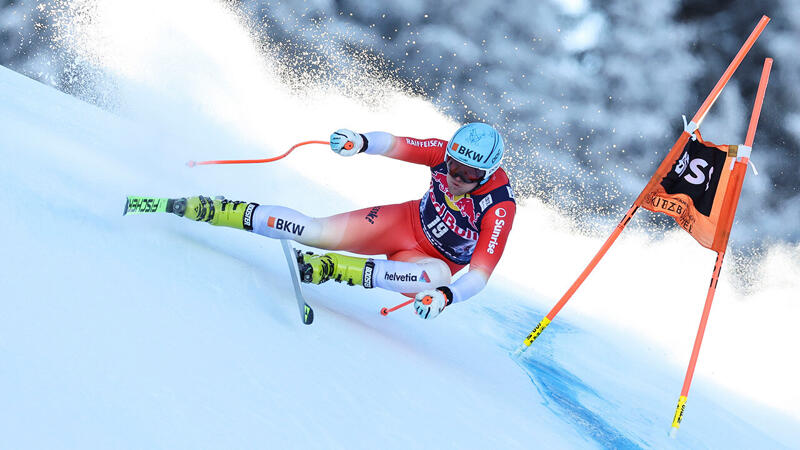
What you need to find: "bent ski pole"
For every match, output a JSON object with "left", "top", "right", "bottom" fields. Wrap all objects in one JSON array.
[
  {"left": 187, "top": 140, "right": 329, "bottom": 167},
  {"left": 380, "top": 299, "right": 414, "bottom": 316}
]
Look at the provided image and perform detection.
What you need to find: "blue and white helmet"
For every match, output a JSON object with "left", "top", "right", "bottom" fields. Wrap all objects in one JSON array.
[{"left": 445, "top": 122, "right": 505, "bottom": 184}]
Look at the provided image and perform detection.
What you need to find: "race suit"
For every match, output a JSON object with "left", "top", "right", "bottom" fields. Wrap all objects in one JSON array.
[{"left": 249, "top": 131, "right": 516, "bottom": 303}]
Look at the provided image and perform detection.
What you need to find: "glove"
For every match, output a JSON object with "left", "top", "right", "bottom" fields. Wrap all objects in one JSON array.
[
  {"left": 330, "top": 129, "right": 367, "bottom": 156},
  {"left": 414, "top": 287, "right": 454, "bottom": 320}
]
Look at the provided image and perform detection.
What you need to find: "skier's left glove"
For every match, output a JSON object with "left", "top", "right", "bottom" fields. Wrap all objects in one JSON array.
[
  {"left": 330, "top": 129, "right": 367, "bottom": 156},
  {"left": 414, "top": 287, "right": 454, "bottom": 320}
]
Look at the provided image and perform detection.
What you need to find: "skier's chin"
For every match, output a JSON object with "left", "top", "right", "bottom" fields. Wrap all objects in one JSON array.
[{"left": 447, "top": 175, "right": 477, "bottom": 196}]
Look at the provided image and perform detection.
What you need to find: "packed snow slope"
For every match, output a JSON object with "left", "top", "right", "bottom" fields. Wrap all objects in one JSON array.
[{"left": 1, "top": 63, "right": 799, "bottom": 448}]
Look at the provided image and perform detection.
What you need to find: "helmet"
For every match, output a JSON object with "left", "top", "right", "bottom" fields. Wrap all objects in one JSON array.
[{"left": 445, "top": 122, "right": 504, "bottom": 185}]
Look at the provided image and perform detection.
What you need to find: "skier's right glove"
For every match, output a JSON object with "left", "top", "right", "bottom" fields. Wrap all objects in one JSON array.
[
  {"left": 330, "top": 129, "right": 367, "bottom": 156},
  {"left": 414, "top": 287, "right": 454, "bottom": 320}
]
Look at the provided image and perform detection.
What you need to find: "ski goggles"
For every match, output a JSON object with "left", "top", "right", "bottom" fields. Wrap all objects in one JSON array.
[{"left": 446, "top": 157, "right": 486, "bottom": 184}]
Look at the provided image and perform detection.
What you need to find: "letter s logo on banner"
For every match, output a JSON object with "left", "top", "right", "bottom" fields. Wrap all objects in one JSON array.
[
  {"left": 674, "top": 151, "right": 690, "bottom": 176},
  {"left": 684, "top": 158, "right": 710, "bottom": 185}
]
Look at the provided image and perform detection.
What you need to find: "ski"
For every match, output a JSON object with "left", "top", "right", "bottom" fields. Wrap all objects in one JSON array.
[
  {"left": 124, "top": 196, "right": 173, "bottom": 215},
  {"left": 125, "top": 197, "right": 313, "bottom": 324},
  {"left": 280, "top": 239, "right": 314, "bottom": 325}
]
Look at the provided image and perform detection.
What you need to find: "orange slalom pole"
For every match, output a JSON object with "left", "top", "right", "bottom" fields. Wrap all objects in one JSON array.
[
  {"left": 671, "top": 57, "right": 772, "bottom": 435},
  {"left": 510, "top": 205, "right": 636, "bottom": 356},
  {"left": 692, "top": 15, "right": 770, "bottom": 127},
  {"left": 744, "top": 58, "right": 774, "bottom": 147},
  {"left": 669, "top": 251, "right": 726, "bottom": 435},
  {"left": 513, "top": 17, "right": 769, "bottom": 357},
  {"left": 713, "top": 57, "right": 772, "bottom": 251},
  {"left": 380, "top": 299, "right": 414, "bottom": 316},
  {"left": 186, "top": 140, "right": 329, "bottom": 167}
]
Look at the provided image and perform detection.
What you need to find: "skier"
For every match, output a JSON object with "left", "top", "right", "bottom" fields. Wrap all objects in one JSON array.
[{"left": 162, "top": 122, "right": 515, "bottom": 319}]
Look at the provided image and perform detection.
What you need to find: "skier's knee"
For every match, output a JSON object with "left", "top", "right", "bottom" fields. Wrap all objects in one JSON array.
[{"left": 416, "top": 258, "right": 451, "bottom": 286}]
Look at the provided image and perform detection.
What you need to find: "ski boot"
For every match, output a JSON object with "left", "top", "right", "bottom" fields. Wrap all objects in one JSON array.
[
  {"left": 296, "top": 250, "right": 374, "bottom": 288},
  {"left": 171, "top": 196, "right": 259, "bottom": 230}
]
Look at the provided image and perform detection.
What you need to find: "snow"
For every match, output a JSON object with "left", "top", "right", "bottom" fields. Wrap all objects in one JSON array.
[{"left": 2, "top": 1, "right": 800, "bottom": 447}]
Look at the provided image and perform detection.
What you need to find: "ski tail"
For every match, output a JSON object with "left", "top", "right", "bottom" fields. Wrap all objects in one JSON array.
[
  {"left": 124, "top": 196, "right": 173, "bottom": 215},
  {"left": 280, "top": 239, "right": 314, "bottom": 325}
]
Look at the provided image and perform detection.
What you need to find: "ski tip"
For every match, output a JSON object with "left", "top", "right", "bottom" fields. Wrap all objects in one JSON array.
[
  {"left": 123, "top": 196, "right": 171, "bottom": 215},
  {"left": 380, "top": 308, "right": 389, "bottom": 316},
  {"left": 186, "top": 160, "right": 196, "bottom": 168}
]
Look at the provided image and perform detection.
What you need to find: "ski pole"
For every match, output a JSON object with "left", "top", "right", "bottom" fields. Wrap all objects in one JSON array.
[
  {"left": 380, "top": 299, "right": 414, "bottom": 316},
  {"left": 186, "top": 140, "right": 329, "bottom": 167}
]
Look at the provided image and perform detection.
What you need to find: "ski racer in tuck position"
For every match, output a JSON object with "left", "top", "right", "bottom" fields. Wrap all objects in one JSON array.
[{"left": 161, "top": 122, "right": 516, "bottom": 319}]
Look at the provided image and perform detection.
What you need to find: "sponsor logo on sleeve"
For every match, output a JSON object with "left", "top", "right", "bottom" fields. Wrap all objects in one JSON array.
[
  {"left": 267, "top": 216, "right": 305, "bottom": 236},
  {"left": 406, "top": 138, "right": 444, "bottom": 148},
  {"left": 487, "top": 209, "right": 507, "bottom": 254},
  {"left": 364, "top": 206, "right": 381, "bottom": 224}
]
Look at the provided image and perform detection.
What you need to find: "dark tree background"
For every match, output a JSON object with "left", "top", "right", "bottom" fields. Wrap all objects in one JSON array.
[{"left": 2, "top": 0, "right": 797, "bottom": 245}]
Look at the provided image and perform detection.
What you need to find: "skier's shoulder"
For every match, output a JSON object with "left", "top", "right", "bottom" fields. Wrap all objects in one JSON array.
[
  {"left": 470, "top": 167, "right": 515, "bottom": 229},
  {"left": 472, "top": 167, "right": 515, "bottom": 203}
]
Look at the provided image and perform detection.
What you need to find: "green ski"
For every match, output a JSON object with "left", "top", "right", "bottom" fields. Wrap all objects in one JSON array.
[{"left": 124, "top": 196, "right": 173, "bottom": 215}]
